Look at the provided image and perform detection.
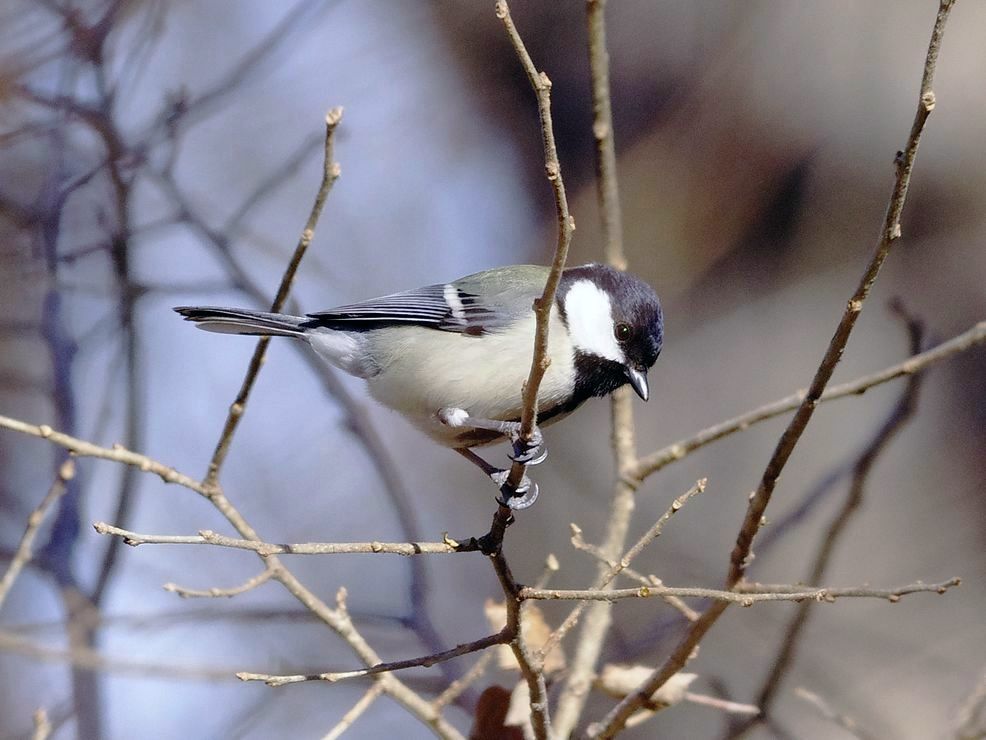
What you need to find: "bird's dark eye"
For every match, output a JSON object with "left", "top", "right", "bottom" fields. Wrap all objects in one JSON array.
[{"left": 615, "top": 322, "right": 632, "bottom": 342}]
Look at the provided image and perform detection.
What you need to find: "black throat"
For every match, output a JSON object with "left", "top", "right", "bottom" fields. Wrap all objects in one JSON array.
[{"left": 539, "top": 351, "right": 628, "bottom": 424}]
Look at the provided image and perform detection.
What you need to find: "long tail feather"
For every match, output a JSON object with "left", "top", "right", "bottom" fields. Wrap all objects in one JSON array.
[{"left": 173, "top": 306, "right": 307, "bottom": 337}]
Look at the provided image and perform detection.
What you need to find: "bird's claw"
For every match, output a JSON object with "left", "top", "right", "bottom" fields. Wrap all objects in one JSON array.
[
  {"left": 508, "top": 426, "right": 547, "bottom": 466},
  {"left": 491, "top": 470, "right": 540, "bottom": 510}
]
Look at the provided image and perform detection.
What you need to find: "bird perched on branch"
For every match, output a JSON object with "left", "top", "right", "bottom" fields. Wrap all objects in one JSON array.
[{"left": 176, "top": 263, "right": 663, "bottom": 508}]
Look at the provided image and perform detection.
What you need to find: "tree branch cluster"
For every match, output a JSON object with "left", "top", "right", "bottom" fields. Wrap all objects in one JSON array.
[{"left": 0, "top": 1, "right": 975, "bottom": 738}]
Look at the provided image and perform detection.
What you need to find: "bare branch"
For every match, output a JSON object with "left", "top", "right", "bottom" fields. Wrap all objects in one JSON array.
[
  {"left": 540, "top": 481, "right": 705, "bottom": 661},
  {"left": 0, "top": 414, "right": 206, "bottom": 494},
  {"left": 589, "top": 3, "right": 958, "bottom": 735},
  {"left": 0, "top": 461, "right": 75, "bottom": 610},
  {"left": 632, "top": 320, "right": 986, "bottom": 482},
  {"left": 92, "top": 522, "right": 458, "bottom": 557},
  {"left": 163, "top": 566, "right": 277, "bottom": 599},
  {"left": 204, "top": 107, "right": 343, "bottom": 487},
  {"left": 521, "top": 578, "right": 959, "bottom": 604},
  {"left": 569, "top": 523, "right": 700, "bottom": 621},
  {"left": 237, "top": 631, "right": 507, "bottom": 686},
  {"left": 495, "top": 0, "right": 574, "bottom": 497}
]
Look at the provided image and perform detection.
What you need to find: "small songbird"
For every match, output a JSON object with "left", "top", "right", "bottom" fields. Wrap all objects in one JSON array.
[{"left": 175, "top": 263, "right": 663, "bottom": 508}]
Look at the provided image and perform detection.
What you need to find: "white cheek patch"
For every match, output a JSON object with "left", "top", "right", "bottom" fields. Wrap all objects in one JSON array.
[{"left": 564, "top": 280, "right": 625, "bottom": 363}]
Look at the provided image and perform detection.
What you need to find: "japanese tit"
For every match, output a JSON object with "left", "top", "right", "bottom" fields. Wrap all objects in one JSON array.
[{"left": 175, "top": 263, "right": 663, "bottom": 508}]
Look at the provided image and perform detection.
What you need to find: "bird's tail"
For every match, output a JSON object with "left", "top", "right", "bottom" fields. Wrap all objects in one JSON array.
[{"left": 174, "top": 306, "right": 308, "bottom": 337}]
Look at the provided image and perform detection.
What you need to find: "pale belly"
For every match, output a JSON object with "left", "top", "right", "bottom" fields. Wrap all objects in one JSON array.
[{"left": 363, "top": 313, "right": 577, "bottom": 447}]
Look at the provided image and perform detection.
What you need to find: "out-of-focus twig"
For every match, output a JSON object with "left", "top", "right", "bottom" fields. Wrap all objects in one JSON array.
[
  {"left": 792, "top": 687, "right": 876, "bottom": 740},
  {"left": 32, "top": 707, "right": 51, "bottom": 740},
  {"left": 588, "top": 3, "right": 958, "bottom": 736},
  {"left": 954, "top": 669, "right": 986, "bottom": 740},
  {"left": 0, "top": 461, "right": 75, "bottom": 610},
  {"left": 322, "top": 682, "right": 385, "bottom": 740}
]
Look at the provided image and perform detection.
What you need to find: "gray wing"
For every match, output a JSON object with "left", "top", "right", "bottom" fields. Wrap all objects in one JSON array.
[
  {"left": 305, "top": 284, "right": 499, "bottom": 335},
  {"left": 306, "top": 266, "right": 548, "bottom": 335}
]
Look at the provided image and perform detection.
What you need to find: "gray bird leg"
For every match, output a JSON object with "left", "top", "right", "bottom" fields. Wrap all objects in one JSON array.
[
  {"left": 454, "top": 448, "right": 540, "bottom": 510},
  {"left": 438, "top": 408, "right": 547, "bottom": 465}
]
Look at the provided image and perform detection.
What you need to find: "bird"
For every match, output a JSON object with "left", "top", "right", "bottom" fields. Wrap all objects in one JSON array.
[{"left": 175, "top": 263, "right": 663, "bottom": 508}]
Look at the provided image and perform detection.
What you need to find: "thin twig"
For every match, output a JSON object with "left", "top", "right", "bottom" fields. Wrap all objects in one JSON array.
[
  {"left": 540, "top": 481, "right": 705, "bottom": 662},
  {"left": 588, "top": 3, "right": 957, "bottom": 736},
  {"left": 490, "top": 2, "right": 576, "bottom": 735},
  {"left": 632, "top": 320, "right": 986, "bottom": 482},
  {"left": 569, "top": 524, "right": 700, "bottom": 621},
  {"left": 92, "top": 522, "right": 457, "bottom": 556},
  {"left": 0, "top": 461, "right": 75, "bottom": 610},
  {"left": 521, "top": 578, "right": 959, "bottom": 603},
  {"left": 431, "top": 652, "right": 494, "bottom": 712},
  {"left": 237, "top": 631, "right": 507, "bottom": 686},
  {"left": 163, "top": 566, "right": 277, "bottom": 599},
  {"left": 496, "top": 0, "right": 574, "bottom": 495},
  {"left": 203, "top": 107, "right": 343, "bottom": 488},
  {"left": 0, "top": 414, "right": 206, "bottom": 494},
  {"left": 322, "top": 682, "right": 386, "bottom": 740}
]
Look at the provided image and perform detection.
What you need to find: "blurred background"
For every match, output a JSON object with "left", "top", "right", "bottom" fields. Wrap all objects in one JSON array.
[{"left": 1, "top": 1, "right": 984, "bottom": 738}]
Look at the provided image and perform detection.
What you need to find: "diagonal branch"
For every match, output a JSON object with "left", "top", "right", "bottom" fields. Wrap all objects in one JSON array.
[
  {"left": 203, "top": 107, "right": 343, "bottom": 488},
  {"left": 0, "top": 461, "right": 75, "bottom": 610},
  {"left": 588, "top": 2, "right": 958, "bottom": 736}
]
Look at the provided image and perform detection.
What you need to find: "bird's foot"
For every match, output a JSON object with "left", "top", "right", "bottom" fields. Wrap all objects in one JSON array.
[
  {"left": 491, "top": 469, "right": 540, "bottom": 510},
  {"left": 507, "top": 425, "right": 547, "bottom": 466}
]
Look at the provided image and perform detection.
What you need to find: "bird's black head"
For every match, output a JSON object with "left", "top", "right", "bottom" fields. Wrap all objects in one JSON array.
[{"left": 557, "top": 263, "right": 664, "bottom": 403}]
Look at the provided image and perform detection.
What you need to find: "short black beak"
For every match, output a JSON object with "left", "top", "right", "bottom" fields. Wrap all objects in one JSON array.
[{"left": 625, "top": 367, "right": 649, "bottom": 401}]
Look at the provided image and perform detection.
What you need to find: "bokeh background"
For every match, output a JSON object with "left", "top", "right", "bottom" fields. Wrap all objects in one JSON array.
[{"left": 1, "top": 1, "right": 984, "bottom": 738}]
